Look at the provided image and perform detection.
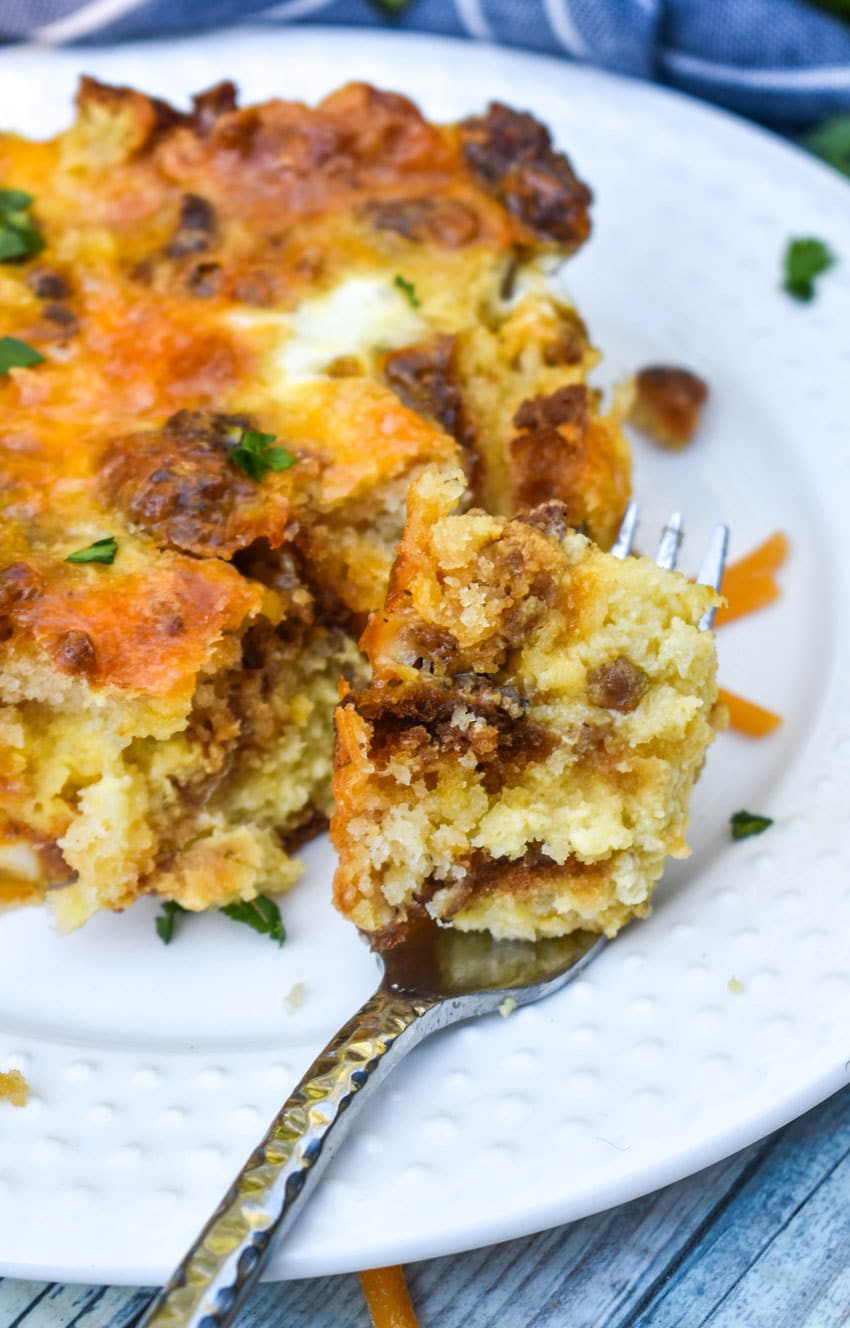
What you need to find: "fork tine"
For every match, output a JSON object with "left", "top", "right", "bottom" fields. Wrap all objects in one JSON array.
[
  {"left": 696, "top": 523, "right": 730, "bottom": 631},
  {"left": 610, "top": 500, "right": 638, "bottom": 560},
  {"left": 655, "top": 511, "right": 684, "bottom": 570},
  {"left": 612, "top": 503, "right": 727, "bottom": 631}
]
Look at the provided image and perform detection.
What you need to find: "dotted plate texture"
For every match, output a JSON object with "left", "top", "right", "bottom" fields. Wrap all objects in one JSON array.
[{"left": 1, "top": 28, "right": 849, "bottom": 1287}]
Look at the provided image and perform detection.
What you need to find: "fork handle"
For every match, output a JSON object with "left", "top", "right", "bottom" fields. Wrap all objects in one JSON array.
[{"left": 139, "top": 985, "right": 441, "bottom": 1328}]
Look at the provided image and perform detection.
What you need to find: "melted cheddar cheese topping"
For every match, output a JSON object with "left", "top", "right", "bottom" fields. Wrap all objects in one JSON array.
[{"left": 0, "top": 78, "right": 629, "bottom": 927}]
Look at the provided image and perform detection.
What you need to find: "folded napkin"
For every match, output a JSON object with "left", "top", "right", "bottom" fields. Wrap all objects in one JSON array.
[{"left": 2, "top": 0, "right": 850, "bottom": 128}]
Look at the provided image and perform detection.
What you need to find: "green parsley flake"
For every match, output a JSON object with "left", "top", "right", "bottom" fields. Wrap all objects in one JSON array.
[
  {"left": 220, "top": 895, "right": 286, "bottom": 945},
  {"left": 730, "top": 810, "right": 773, "bottom": 842},
  {"left": 0, "top": 189, "right": 33, "bottom": 212},
  {"left": 0, "top": 189, "right": 44, "bottom": 262},
  {"left": 0, "top": 336, "right": 44, "bottom": 374},
  {"left": 783, "top": 237, "right": 836, "bottom": 302},
  {"left": 230, "top": 429, "right": 296, "bottom": 483},
  {"left": 393, "top": 274, "right": 421, "bottom": 308},
  {"left": 156, "top": 901, "right": 188, "bottom": 944},
  {"left": 66, "top": 536, "right": 118, "bottom": 565},
  {"left": 805, "top": 116, "right": 850, "bottom": 179},
  {"left": 370, "top": 0, "right": 413, "bottom": 11}
]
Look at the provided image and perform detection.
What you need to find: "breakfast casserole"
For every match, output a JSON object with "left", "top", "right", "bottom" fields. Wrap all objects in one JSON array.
[
  {"left": 0, "top": 77, "right": 631, "bottom": 928},
  {"left": 332, "top": 467, "right": 721, "bottom": 945}
]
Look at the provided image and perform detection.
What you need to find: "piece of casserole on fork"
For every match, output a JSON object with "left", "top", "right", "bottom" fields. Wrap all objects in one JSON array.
[{"left": 332, "top": 467, "right": 723, "bottom": 945}]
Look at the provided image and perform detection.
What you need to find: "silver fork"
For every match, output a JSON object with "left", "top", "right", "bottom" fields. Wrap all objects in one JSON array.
[{"left": 140, "top": 505, "right": 728, "bottom": 1328}]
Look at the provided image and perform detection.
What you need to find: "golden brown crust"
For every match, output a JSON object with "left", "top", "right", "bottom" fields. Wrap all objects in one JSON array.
[
  {"left": 75, "top": 75, "right": 187, "bottom": 153},
  {"left": 4, "top": 554, "right": 264, "bottom": 696},
  {"left": 0, "top": 76, "right": 611, "bottom": 664},
  {"left": 68, "top": 81, "right": 587, "bottom": 254},
  {"left": 153, "top": 82, "right": 529, "bottom": 248},
  {"left": 361, "top": 476, "right": 565, "bottom": 681},
  {"left": 508, "top": 384, "right": 629, "bottom": 544}
]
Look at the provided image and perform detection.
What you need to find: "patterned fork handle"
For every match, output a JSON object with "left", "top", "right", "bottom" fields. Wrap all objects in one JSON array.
[{"left": 139, "top": 985, "right": 443, "bottom": 1328}]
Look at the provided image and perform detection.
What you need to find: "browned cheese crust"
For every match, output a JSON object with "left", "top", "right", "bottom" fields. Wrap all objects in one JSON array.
[{"left": 0, "top": 78, "right": 630, "bottom": 927}]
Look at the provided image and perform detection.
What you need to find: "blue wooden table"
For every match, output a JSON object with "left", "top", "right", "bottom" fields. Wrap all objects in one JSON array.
[{"left": 3, "top": 1083, "right": 849, "bottom": 1327}]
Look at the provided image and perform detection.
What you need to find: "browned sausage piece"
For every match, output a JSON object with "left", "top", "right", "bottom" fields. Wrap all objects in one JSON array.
[
  {"left": 52, "top": 629, "right": 97, "bottom": 676},
  {"left": 363, "top": 197, "right": 480, "bottom": 248},
  {"left": 587, "top": 656, "right": 649, "bottom": 713},
  {"left": 629, "top": 366, "right": 709, "bottom": 450},
  {"left": 98, "top": 410, "right": 291, "bottom": 558},
  {"left": 458, "top": 103, "right": 591, "bottom": 250}
]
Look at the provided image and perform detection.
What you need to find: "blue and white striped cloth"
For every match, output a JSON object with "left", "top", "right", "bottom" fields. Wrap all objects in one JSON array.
[{"left": 2, "top": 0, "right": 850, "bottom": 128}]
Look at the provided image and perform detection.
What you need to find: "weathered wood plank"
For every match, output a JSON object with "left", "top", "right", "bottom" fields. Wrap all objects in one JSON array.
[
  {"left": 0, "top": 1280, "right": 55, "bottom": 1325},
  {"left": 64, "top": 1287, "right": 157, "bottom": 1327},
  {"left": 232, "top": 1273, "right": 369, "bottom": 1328},
  {"left": 702, "top": 1143, "right": 850, "bottom": 1327},
  {"left": 14, "top": 1283, "right": 110, "bottom": 1326},
  {"left": 0, "top": 1283, "right": 114, "bottom": 1328},
  {"left": 631, "top": 1087, "right": 850, "bottom": 1327},
  {"left": 405, "top": 1142, "right": 767, "bottom": 1328}
]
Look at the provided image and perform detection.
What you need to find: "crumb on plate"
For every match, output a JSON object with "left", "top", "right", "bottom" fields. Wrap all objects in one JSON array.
[
  {"left": 0, "top": 1068, "right": 29, "bottom": 1107},
  {"left": 628, "top": 365, "right": 708, "bottom": 450},
  {"left": 285, "top": 981, "right": 307, "bottom": 1012}
]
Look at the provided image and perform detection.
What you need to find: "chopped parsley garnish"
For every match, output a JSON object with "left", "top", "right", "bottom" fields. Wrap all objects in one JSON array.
[
  {"left": 0, "top": 188, "right": 33, "bottom": 212},
  {"left": 230, "top": 429, "right": 296, "bottom": 483},
  {"left": 0, "top": 189, "right": 44, "bottom": 262},
  {"left": 394, "top": 274, "right": 421, "bottom": 308},
  {"left": 370, "top": 0, "right": 413, "bottom": 11},
  {"left": 156, "top": 895, "right": 286, "bottom": 946},
  {"left": 66, "top": 536, "right": 118, "bottom": 565},
  {"left": 783, "top": 237, "right": 836, "bottom": 302},
  {"left": 155, "top": 901, "right": 187, "bottom": 944},
  {"left": 730, "top": 810, "right": 773, "bottom": 841},
  {"left": 0, "top": 336, "right": 44, "bottom": 374},
  {"left": 220, "top": 895, "right": 286, "bottom": 946},
  {"left": 805, "top": 116, "right": 850, "bottom": 179}
]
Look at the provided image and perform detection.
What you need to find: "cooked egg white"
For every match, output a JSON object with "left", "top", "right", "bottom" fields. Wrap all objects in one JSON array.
[{"left": 227, "top": 275, "right": 427, "bottom": 385}]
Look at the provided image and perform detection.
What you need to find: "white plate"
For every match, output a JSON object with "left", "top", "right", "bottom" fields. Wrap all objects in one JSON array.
[{"left": 1, "top": 26, "right": 849, "bottom": 1287}]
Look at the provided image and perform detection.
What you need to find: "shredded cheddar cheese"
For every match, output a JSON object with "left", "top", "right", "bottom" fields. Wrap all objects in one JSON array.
[
  {"left": 0, "top": 78, "right": 630, "bottom": 933},
  {"left": 359, "top": 1267, "right": 420, "bottom": 1328},
  {"left": 713, "top": 533, "right": 788, "bottom": 738},
  {"left": 719, "top": 687, "right": 782, "bottom": 739},
  {"left": 715, "top": 532, "right": 789, "bottom": 627}
]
